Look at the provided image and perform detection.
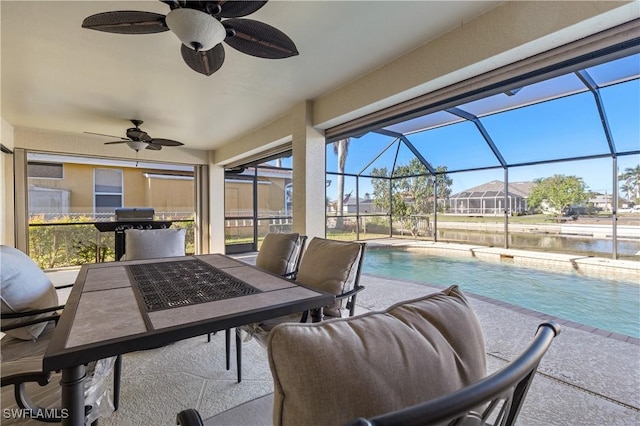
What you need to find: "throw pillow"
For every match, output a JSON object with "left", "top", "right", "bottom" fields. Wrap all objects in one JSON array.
[{"left": 0, "top": 245, "right": 59, "bottom": 340}]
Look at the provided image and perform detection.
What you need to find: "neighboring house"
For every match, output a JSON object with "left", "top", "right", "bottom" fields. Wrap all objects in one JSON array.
[
  {"left": 589, "top": 194, "right": 632, "bottom": 212},
  {"left": 344, "top": 197, "right": 387, "bottom": 214},
  {"left": 224, "top": 168, "right": 292, "bottom": 218},
  {"left": 448, "top": 180, "right": 535, "bottom": 215},
  {"left": 28, "top": 155, "right": 293, "bottom": 224},
  {"left": 28, "top": 184, "right": 70, "bottom": 215},
  {"left": 27, "top": 155, "right": 195, "bottom": 220}
]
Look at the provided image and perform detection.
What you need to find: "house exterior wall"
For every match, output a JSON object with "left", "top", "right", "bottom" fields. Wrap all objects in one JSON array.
[
  {"left": 28, "top": 162, "right": 194, "bottom": 216},
  {"left": 146, "top": 177, "right": 194, "bottom": 214},
  {"left": 224, "top": 178, "right": 288, "bottom": 217}
]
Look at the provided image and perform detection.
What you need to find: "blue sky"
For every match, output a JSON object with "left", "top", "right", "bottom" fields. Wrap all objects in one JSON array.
[{"left": 325, "top": 55, "right": 640, "bottom": 199}]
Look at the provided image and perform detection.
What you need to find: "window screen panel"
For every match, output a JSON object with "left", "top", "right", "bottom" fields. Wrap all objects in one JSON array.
[{"left": 94, "top": 168, "right": 123, "bottom": 193}]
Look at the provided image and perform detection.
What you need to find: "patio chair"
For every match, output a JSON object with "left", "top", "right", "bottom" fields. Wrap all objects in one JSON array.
[
  {"left": 212, "top": 233, "right": 307, "bottom": 368},
  {"left": 255, "top": 232, "right": 307, "bottom": 279},
  {"left": 233, "top": 237, "right": 366, "bottom": 382},
  {"left": 175, "top": 286, "right": 560, "bottom": 426},
  {"left": 122, "top": 227, "right": 186, "bottom": 260},
  {"left": 0, "top": 245, "right": 121, "bottom": 424}
]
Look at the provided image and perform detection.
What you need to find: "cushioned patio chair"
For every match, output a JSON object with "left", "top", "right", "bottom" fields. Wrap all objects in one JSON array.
[
  {"left": 0, "top": 245, "right": 121, "bottom": 424},
  {"left": 233, "top": 237, "right": 366, "bottom": 382},
  {"left": 255, "top": 232, "right": 307, "bottom": 279},
  {"left": 212, "top": 233, "right": 307, "bottom": 368},
  {"left": 175, "top": 286, "right": 560, "bottom": 426},
  {"left": 122, "top": 227, "right": 186, "bottom": 260}
]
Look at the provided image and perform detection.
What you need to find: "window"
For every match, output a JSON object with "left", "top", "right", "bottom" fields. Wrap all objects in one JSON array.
[
  {"left": 28, "top": 162, "right": 63, "bottom": 179},
  {"left": 94, "top": 168, "right": 123, "bottom": 213}
]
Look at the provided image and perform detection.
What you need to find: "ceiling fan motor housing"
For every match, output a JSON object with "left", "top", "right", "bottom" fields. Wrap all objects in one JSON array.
[{"left": 126, "top": 128, "right": 149, "bottom": 141}]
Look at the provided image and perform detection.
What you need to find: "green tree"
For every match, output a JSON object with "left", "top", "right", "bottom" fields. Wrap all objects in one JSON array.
[
  {"left": 394, "top": 160, "right": 452, "bottom": 214},
  {"left": 371, "top": 167, "right": 390, "bottom": 210},
  {"left": 528, "top": 175, "right": 589, "bottom": 222},
  {"left": 371, "top": 160, "right": 453, "bottom": 236},
  {"left": 619, "top": 164, "right": 640, "bottom": 203},
  {"left": 620, "top": 182, "right": 634, "bottom": 202}
]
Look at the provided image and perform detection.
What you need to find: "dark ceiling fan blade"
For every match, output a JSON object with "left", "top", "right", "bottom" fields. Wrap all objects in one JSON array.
[
  {"left": 148, "top": 138, "right": 184, "bottom": 147},
  {"left": 82, "top": 11, "right": 169, "bottom": 34},
  {"left": 145, "top": 143, "right": 163, "bottom": 151},
  {"left": 218, "top": 1, "right": 268, "bottom": 18},
  {"left": 104, "top": 141, "right": 129, "bottom": 145},
  {"left": 180, "top": 43, "right": 225, "bottom": 76},
  {"left": 223, "top": 19, "right": 298, "bottom": 59},
  {"left": 84, "top": 131, "right": 129, "bottom": 140}
]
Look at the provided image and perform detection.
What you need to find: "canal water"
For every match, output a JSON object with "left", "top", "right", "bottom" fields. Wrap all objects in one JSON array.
[{"left": 434, "top": 229, "right": 640, "bottom": 257}]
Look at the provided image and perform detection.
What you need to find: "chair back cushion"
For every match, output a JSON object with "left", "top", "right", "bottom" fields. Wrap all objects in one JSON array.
[
  {"left": 295, "top": 238, "right": 363, "bottom": 316},
  {"left": 255, "top": 233, "right": 301, "bottom": 276},
  {"left": 124, "top": 228, "right": 186, "bottom": 260},
  {"left": 268, "top": 285, "right": 486, "bottom": 426},
  {"left": 0, "top": 245, "right": 59, "bottom": 340}
]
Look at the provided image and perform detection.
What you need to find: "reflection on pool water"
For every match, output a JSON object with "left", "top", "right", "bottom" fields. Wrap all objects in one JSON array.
[{"left": 364, "top": 248, "right": 640, "bottom": 338}]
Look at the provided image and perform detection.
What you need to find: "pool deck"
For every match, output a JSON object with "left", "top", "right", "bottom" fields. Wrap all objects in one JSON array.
[{"left": 37, "top": 247, "right": 640, "bottom": 425}]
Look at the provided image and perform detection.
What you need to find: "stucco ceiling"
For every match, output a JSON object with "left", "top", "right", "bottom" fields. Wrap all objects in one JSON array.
[{"left": 1, "top": 1, "right": 501, "bottom": 151}]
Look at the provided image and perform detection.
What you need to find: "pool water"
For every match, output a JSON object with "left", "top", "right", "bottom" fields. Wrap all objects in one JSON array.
[{"left": 364, "top": 249, "right": 640, "bottom": 338}]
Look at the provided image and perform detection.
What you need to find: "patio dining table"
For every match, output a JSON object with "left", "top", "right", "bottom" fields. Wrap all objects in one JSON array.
[{"left": 43, "top": 254, "right": 334, "bottom": 426}]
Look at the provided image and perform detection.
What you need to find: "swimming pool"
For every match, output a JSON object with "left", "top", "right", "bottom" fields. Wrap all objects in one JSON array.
[{"left": 363, "top": 248, "right": 640, "bottom": 338}]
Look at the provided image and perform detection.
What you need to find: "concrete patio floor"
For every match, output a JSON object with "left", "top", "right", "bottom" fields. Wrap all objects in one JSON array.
[{"left": 32, "top": 245, "right": 640, "bottom": 425}]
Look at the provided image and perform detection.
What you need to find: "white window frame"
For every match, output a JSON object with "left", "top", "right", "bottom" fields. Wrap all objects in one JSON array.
[{"left": 93, "top": 168, "right": 124, "bottom": 213}]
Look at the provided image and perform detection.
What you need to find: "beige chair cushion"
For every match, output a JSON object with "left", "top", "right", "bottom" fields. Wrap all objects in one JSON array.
[
  {"left": 255, "top": 233, "right": 301, "bottom": 276},
  {"left": 123, "top": 228, "right": 186, "bottom": 260},
  {"left": 295, "top": 238, "right": 363, "bottom": 317},
  {"left": 0, "top": 245, "right": 59, "bottom": 340},
  {"left": 268, "top": 285, "right": 486, "bottom": 426}
]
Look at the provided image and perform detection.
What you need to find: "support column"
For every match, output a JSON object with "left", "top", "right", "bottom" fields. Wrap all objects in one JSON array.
[
  {"left": 14, "top": 148, "right": 28, "bottom": 252},
  {"left": 1, "top": 145, "right": 15, "bottom": 246},
  {"left": 292, "top": 101, "right": 326, "bottom": 238},
  {"left": 209, "top": 157, "right": 226, "bottom": 254},
  {"left": 194, "top": 164, "right": 210, "bottom": 254},
  {"left": 504, "top": 169, "right": 509, "bottom": 249},
  {"left": 433, "top": 178, "right": 438, "bottom": 242},
  {"left": 1, "top": 119, "right": 16, "bottom": 246},
  {"left": 612, "top": 156, "right": 618, "bottom": 259}
]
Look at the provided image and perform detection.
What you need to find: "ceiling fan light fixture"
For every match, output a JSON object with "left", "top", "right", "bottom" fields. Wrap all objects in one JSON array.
[
  {"left": 165, "top": 8, "right": 225, "bottom": 52},
  {"left": 126, "top": 141, "right": 148, "bottom": 152}
]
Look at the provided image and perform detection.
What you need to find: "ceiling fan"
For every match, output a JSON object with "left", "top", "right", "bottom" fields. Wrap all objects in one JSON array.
[
  {"left": 85, "top": 119, "right": 184, "bottom": 152},
  {"left": 81, "top": 1, "right": 299, "bottom": 76}
]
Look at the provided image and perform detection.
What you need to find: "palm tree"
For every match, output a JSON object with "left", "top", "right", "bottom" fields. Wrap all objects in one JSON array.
[
  {"left": 332, "top": 138, "right": 350, "bottom": 225},
  {"left": 620, "top": 182, "right": 634, "bottom": 201},
  {"left": 619, "top": 165, "right": 640, "bottom": 202}
]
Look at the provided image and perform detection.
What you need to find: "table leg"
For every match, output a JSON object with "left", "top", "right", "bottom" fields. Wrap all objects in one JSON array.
[
  {"left": 311, "top": 307, "right": 324, "bottom": 323},
  {"left": 60, "top": 365, "right": 86, "bottom": 426}
]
